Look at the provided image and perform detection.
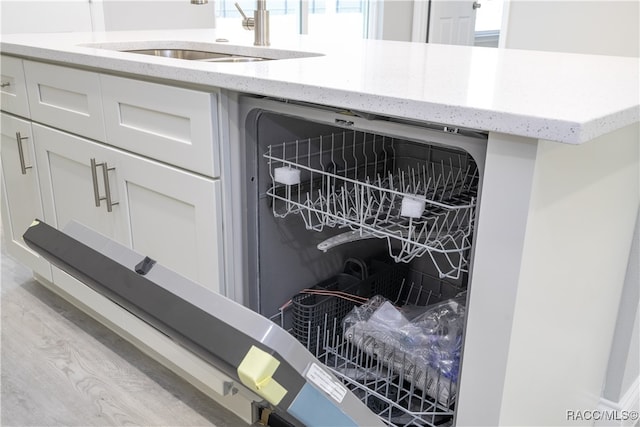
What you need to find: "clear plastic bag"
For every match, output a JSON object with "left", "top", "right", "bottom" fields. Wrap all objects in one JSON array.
[
  {"left": 402, "top": 296, "right": 465, "bottom": 382},
  {"left": 343, "top": 295, "right": 466, "bottom": 405}
]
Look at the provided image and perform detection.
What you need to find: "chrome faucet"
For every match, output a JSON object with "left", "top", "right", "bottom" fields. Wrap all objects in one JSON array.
[
  {"left": 190, "top": 0, "right": 270, "bottom": 46},
  {"left": 234, "top": 1, "right": 270, "bottom": 46}
]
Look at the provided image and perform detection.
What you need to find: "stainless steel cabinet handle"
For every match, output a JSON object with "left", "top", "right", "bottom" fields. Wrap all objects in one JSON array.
[
  {"left": 15, "top": 132, "right": 32, "bottom": 175},
  {"left": 473, "top": 1, "right": 481, "bottom": 9},
  {"left": 90, "top": 158, "right": 119, "bottom": 212},
  {"left": 90, "top": 158, "right": 102, "bottom": 207},
  {"left": 1, "top": 82, "right": 10, "bottom": 88},
  {"left": 102, "top": 161, "right": 118, "bottom": 212}
]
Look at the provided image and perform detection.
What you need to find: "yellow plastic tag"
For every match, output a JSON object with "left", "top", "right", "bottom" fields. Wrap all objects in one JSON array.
[{"left": 237, "top": 346, "right": 287, "bottom": 405}]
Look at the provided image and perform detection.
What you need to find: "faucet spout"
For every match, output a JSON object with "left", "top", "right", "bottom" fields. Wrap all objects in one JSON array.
[
  {"left": 196, "top": 0, "right": 270, "bottom": 46},
  {"left": 234, "top": 1, "right": 269, "bottom": 46}
]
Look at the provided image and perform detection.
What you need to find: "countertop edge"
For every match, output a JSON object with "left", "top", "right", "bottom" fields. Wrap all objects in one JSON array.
[{"left": 2, "top": 42, "right": 638, "bottom": 145}]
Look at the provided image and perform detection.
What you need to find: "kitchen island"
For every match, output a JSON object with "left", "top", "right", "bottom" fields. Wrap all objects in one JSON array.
[
  {"left": 1, "top": 29, "right": 639, "bottom": 426},
  {"left": 1, "top": 29, "right": 637, "bottom": 144}
]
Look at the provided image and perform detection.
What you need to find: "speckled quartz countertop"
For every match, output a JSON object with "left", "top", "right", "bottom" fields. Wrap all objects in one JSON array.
[{"left": 1, "top": 28, "right": 638, "bottom": 144}]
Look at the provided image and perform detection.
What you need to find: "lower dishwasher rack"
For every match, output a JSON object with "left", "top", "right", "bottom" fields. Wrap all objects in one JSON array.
[{"left": 273, "top": 271, "right": 464, "bottom": 427}]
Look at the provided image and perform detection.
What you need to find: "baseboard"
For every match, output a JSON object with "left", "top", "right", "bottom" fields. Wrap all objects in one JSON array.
[{"left": 596, "top": 377, "right": 640, "bottom": 426}]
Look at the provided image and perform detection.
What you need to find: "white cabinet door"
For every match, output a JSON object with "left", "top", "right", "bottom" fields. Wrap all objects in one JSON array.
[
  {"left": 1, "top": 114, "right": 51, "bottom": 280},
  {"left": 112, "top": 152, "right": 224, "bottom": 293},
  {"left": 33, "top": 123, "right": 224, "bottom": 294},
  {"left": 33, "top": 124, "right": 130, "bottom": 246}
]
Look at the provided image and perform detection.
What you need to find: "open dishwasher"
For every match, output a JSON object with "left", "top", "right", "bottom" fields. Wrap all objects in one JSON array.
[
  {"left": 23, "top": 95, "right": 487, "bottom": 427},
  {"left": 237, "top": 96, "right": 488, "bottom": 426}
]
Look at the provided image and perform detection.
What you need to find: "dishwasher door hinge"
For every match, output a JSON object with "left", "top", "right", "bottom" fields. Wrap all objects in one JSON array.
[{"left": 255, "top": 407, "right": 296, "bottom": 427}]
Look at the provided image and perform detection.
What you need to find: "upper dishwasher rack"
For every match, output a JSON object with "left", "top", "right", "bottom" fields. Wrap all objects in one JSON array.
[{"left": 264, "top": 131, "right": 479, "bottom": 279}]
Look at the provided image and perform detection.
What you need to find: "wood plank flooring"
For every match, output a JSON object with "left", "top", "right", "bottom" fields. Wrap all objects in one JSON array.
[{"left": 1, "top": 243, "right": 247, "bottom": 426}]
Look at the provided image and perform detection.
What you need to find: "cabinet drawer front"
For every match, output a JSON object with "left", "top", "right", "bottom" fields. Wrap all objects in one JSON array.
[
  {"left": 24, "top": 61, "right": 106, "bottom": 141},
  {"left": 1, "top": 56, "right": 30, "bottom": 117},
  {"left": 101, "top": 75, "right": 219, "bottom": 177}
]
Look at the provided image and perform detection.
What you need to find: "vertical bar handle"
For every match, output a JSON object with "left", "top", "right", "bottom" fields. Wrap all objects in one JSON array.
[
  {"left": 90, "top": 158, "right": 102, "bottom": 207},
  {"left": 15, "top": 132, "right": 32, "bottom": 175},
  {"left": 101, "top": 162, "right": 118, "bottom": 212},
  {"left": 90, "top": 158, "right": 119, "bottom": 212}
]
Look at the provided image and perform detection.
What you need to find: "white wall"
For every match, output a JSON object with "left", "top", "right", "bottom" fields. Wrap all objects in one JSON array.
[
  {"left": 0, "top": 1, "right": 93, "bottom": 34},
  {"left": 603, "top": 212, "right": 640, "bottom": 402},
  {"left": 377, "top": 0, "right": 414, "bottom": 41},
  {"left": 503, "top": 0, "right": 640, "bottom": 414},
  {"left": 0, "top": 0, "right": 215, "bottom": 34},
  {"left": 620, "top": 310, "right": 640, "bottom": 397},
  {"left": 503, "top": 0, "right": 640, "bottom": 57},
  {"left": 99, "top": 0, "right": 215, "bottom": 31},
  {"left": 367, "top": 0, "right": 415, "bottom": 41},
  {"left": 622, "top": 311, "right": 639, "bottom": 393}
]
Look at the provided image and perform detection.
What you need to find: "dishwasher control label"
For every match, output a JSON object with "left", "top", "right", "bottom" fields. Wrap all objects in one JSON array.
[{"left": 305, "top": 363, "right": 347, "bottom": 403}]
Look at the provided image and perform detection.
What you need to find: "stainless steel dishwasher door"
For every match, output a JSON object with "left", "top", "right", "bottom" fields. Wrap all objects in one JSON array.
[{"left": 23, "top": 219, "right": 385, "bottom": 427}]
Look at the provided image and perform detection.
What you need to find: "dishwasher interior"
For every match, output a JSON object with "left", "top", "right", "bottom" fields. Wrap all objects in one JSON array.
[{"left": 240, "top": 98, "right": 487, "bottom": 426}]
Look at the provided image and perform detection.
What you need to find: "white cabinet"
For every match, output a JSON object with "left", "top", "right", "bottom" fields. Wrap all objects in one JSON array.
[
  {"left": 0, "top": 56, "right": 30, "bottom": 118},
  {"left": 4, "top": 57, "right": 239, "bottom": 420},
  {"left": 101, "top": 75, "right": 219, "bottom": 177},
  {"left": 23, "top": 61, "right": 106, "bottom": 141},
  {"left": 33, "top": 124, "right": 224, "bottom": 293},
  {"left": 0, "top": 113, "right": 51, "bottom": 280}
]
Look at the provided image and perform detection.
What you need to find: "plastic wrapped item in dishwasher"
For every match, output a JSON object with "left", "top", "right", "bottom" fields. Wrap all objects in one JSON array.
[{"left": 342, "top": 295, "right": 466, "bottom": 406}]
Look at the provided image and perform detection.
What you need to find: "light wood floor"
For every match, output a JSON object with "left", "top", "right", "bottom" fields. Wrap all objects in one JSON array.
[{"left": 1, "top": 243, "right": 247, "bottom": 426}]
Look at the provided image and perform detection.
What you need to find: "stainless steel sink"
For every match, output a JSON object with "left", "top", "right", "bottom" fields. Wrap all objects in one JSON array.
[
  {"left": 80, "top": 41, "right": 325, "bottom": 62},
  {"left": 124, "top": 49, "right": 269, "bottom": 63}
]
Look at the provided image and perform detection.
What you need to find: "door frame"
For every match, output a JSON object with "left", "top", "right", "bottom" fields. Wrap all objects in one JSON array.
[
  {"left": 411, "top": 0, "right": 509, "bottom": 45},
  {"left": 411, "top": 0, "right": 430, "bottom": 42}
]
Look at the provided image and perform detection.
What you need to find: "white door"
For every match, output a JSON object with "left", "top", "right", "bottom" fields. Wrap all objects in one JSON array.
[
  {"left": 33, "top": 123, "right": 224, "bottom": 294},
  {"left": 1, "top": 114, "right": 51, "bottom": 280},
  {"left": 112, "top": 150, "right": 224, "bottom": 294},
  {"left": 33, "top": 124, "right": 129, "bottom": 246},
  {"left": 428, "top": 0, "right": 479, "bottom": 45}
]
